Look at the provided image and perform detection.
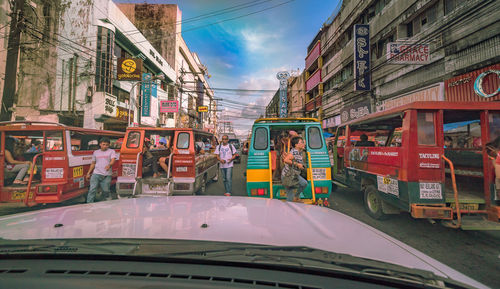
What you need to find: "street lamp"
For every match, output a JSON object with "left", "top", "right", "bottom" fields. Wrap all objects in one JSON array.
[{"left": 127, "top": 75, "right": 165, "bottom": 127}]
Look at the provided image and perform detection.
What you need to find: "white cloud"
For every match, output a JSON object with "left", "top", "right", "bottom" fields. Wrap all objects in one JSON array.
[{"left": 240, "top": 29, "right": 280, "bottom": 53}]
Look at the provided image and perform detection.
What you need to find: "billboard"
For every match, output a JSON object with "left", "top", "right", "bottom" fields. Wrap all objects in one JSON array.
[
  {"left": 197, "top": 106, "right": 208, "bottom": 112},
  {"left": 117, "top": 58, "right": 142, "bottom": 81},
  {"left": 160, "top": 100, "right": 179, "bottom": 113},
  {"left": 353, "top": 24, "right": 370, "bottom": 91},
  {"left": 387, "top": 43, "right": 430, "bottom": 64},
  {"left": 340, "top": 99, "right": 371, "bottom": 124}
]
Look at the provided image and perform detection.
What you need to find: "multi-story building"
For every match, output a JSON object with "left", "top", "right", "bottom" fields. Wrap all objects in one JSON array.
[
  {"left": 317, "top": 0, "right": 499, "bottom": 132},
  {"left": 265, "top": 90, "right": 279, "bottom": 118},
  {"left": 304, "top": 31, "right": 324, "bottom": 119},
  {"left": 0, "top": 0, "right": 176, "bottom": 130},
  {"left": 288, "top": 70, "right": 306, "bottom": 118},
  {"left": 117, "top": 3, "right": 216, "bottom": 131}
]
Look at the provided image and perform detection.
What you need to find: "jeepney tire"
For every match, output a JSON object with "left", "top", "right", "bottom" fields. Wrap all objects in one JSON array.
[
  {"left": 363, "top": 185, "right": 389, "bottom": 220},
  {"left": 198, "top": 174, "right": 207, "bottom": 195}
]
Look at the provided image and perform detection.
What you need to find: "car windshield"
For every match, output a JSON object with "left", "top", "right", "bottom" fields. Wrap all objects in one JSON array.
[{"left": 0, "top": 1, "right": 497, "bottom": 288}]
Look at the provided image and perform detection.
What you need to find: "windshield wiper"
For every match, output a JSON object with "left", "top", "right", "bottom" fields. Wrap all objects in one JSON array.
[{"left": 151, "top": 245, "right": 468, "bottom": 289}]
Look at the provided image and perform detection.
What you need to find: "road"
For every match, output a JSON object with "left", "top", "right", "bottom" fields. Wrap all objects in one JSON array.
[{"left": 1, "top": 155, "right": 499, "bottom": 288}]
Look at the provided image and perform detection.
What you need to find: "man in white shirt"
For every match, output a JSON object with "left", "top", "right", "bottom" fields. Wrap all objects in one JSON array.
[
  {"left": 85, "top": 137, "right": 117, "bottom": 202},
  {"left": 214, "top": 135, "right": 238, "bottom": 196}
]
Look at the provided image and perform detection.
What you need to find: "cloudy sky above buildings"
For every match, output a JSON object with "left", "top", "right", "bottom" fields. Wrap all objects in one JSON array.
[{"left": 117, "top": 0, "right": 341, "bottom": 136}]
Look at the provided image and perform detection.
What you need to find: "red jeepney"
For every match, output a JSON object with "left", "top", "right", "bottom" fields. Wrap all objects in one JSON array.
[
  {"left": 116, "top": 127, "right": 218, "bottom": 197},
  {"left": 0, "top": 121, "right": 123, "bottom": 207},
  {"left": 332, "top": 102, "right": 500, "bottom": 230}
]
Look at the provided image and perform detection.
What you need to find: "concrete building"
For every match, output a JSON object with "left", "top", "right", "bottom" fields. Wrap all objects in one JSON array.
[
  {"left": 314, "top": 0, "right": 499, "bottom": 132},
  {"left": 265, "top": 90, "right": 279, "bottom": 118},
  {"left": 288, "top": 70, "right": 306, "bottom": 118},
  {"left": 117, "top": 3, "right": 216, "bottom": 132},
  {"left": 304, "top": 31, "right": 324, "bottom": 119},
  {"left": 0, "top": 0, "right": 176, "bottom": 130}
]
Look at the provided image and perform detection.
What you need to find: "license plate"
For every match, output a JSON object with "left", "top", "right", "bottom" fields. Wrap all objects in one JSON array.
[
  {"left": 11, "top": 192, "right": 25, "bottom": 200},
  {"left": 450, "top": 203, "right": 479, "bottom": 210},
  {"left": 176, "top": 167, "right": 187, "bottom": 172}
]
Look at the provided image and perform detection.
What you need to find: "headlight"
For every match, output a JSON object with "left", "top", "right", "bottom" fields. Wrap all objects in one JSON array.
[
  {"left": 122, "top": 163, "right": 136, "bottom": 177},
  {"left": 45, "top": 168, "right": 64, "bottom": 179}
]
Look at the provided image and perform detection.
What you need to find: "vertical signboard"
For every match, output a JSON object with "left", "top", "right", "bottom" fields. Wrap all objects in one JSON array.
[
  {"left": 142, "top": 73, "right": 152, "bottom": 117},
  {"left": 276, "top": 71, "right": 290, "bottom": 118},
  {"left": 354, "top": 24, "right": 370, "bottom": 91}
]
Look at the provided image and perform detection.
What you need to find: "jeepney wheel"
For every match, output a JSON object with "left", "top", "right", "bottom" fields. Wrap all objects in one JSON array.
[
  {"left": 364, "top": 185, "right": 389, "bottom": 220},
  {"left": 198, "top": 174, "right": 207, "bottom": 195}
]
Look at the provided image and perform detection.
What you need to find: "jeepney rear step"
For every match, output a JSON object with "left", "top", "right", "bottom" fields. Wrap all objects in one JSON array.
[
  {"left": 457, "top": 216, "right": 500, "bottom": 230},
  {"left": 139, "top": 177, "right": 171, "bottom": 196}
]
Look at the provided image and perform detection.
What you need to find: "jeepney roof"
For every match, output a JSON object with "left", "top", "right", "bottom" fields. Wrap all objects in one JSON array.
[
  {"left": 0, "top": 121, "right": 124, "bottom": 136},
  {"left": 125, "top": 127, "right": 214, "bottom": 136},
  {"left": 341, "top": 101, "right": 500, "bottom": 127}
]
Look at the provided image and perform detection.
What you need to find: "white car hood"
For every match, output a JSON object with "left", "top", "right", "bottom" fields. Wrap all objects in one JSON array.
[{"left": 0, "top": 196, "right": 488, "bottom": 289}]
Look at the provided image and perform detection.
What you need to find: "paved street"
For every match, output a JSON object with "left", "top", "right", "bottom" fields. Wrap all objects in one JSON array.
[{"left": 1, "top": 155, "right": 499, "bottom": 288}]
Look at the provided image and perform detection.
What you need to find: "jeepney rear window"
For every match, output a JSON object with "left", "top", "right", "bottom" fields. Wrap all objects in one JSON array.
[
  {"left": 254, "top": 127, "right": 268, "bottom": 150},
  {"left": 177, "top": 132, "right": 190, "bottom": 149},
  {"left": 308, "top": 127, "right": 323, "bottom": 149},
  {"left": 46, "top": 131, "right": 64, "bottom": 151},
  {"left": 418, "top": 112, "right": 436, "bottom": 145},
  {"left": 126, "top": 131, "right": 141, "bottom": 148}
]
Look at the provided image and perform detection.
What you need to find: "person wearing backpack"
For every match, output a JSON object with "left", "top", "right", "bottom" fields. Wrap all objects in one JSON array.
[{"left": 214, "top": 135, "right": 238, "bottom": 196}]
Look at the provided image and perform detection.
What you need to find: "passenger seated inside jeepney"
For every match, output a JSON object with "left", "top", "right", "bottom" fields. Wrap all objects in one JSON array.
[
  {"left": 4, "top": 138, "right": 32, "bottom": 185},
  {"left": 355, "top": 134, "right": 375, "bottom": 147},
  {"left": 158, "top": 138, "right": 173, "bottom": 177},
  {"left": 142, "top": 140, "right": 159, "bottom": 178}
]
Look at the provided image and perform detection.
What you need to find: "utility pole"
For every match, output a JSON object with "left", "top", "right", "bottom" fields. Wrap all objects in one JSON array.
[{"left": 0, "top": 0, "right": 25, "bottom": 121}]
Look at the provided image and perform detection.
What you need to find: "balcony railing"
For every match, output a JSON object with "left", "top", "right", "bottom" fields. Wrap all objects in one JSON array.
[
  {"left": 306, "top": 69, "right": 321, "bottom": 92},
  {"left": 305, "top": 41, "right": 321, "bottom": 69}
]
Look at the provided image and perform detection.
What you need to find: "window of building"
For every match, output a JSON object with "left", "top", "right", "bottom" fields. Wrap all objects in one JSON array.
[
  {"left": 95, "top": 26, "right": 115, "bottom": 94},
  {"left": 407, "top": 3, "right": 438, "bottom": 37},
  {"left": 445, "top": 0, "right": 465, "bottom": 15},
  {"left": 112, "top": 85, "right": 130, "bottom": 103}
]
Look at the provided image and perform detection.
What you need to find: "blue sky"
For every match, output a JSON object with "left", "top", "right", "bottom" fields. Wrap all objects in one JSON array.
[{"left": 116, "top": 0, "right": 341, "bottom": 135}]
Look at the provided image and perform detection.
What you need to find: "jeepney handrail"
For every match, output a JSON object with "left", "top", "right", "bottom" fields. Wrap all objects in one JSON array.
[
  {"left": 135, "top": 151, "right": 142, "bottom": 179},
  {"left": 307, "top": 151, "right": 316, "bottom": 203},
  {"left": 254, "top": 117, "right": 320, "bottom": 123},
  {"left": 442, "top": 155, "right": 461, "bottom": 228},
  {"left": 166, "top": 153, "right": 173, "bottom": 180},
  {"left": 24, "top": 152, "right": 44, "bottom": 206},
  {"left": 268, "top": 151, "right": 273, "bottom": 199}
]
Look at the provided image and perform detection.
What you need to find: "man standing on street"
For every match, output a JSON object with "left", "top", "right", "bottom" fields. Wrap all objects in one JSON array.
[
  {"left": 215, "top": 135, "right": 238, "bottom": 196},
  {"left": 85, "top": 137, "right": 117, "bottom": 203}
]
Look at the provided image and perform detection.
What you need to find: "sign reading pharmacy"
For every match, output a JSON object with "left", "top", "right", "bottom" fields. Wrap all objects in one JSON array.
[
  {"left": 353, "top": 24, "right": 370, "bottom": 91},
  {"left": 117, "top": 58, "right": 142, "bottom": 81},
  {"left": 387, "top": 43, "right": 430, "bottom": 64}
]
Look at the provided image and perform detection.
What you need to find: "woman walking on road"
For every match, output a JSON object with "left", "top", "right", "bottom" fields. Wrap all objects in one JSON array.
[{"left": 281, "top": 136, "right": 307, "bottom": 202}]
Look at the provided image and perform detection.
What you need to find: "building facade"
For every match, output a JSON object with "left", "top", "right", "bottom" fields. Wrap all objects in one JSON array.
[
  {"left": 117, "top": 3, "right": 216, "bottom": 132},
  {"left": 315, "top": 0, "right": 499, "bottom": 132},
  {"left": 288, "top": 70, "right": 306, "bottom": 118},
  {"left": 0, "top": 0, "right": 177, "bottom": 130},
  {"left": 265, "top": 90, "right": 279, "bottom": 118}
]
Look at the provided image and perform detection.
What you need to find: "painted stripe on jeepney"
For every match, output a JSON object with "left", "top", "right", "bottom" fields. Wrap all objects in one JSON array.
[{"left": 247, "top": 169, "right": 271, "bottom": 182}]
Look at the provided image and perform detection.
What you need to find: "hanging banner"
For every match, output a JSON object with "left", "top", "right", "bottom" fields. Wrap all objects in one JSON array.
[
  {"left": 277, "top": 71, "right": 290, "bottom": 118},
  {"left": 141, "top": 73, "right": 152, "bottom": 117},
  {"left": 353, "top": 24, "right": 370, "bottom": 91}
]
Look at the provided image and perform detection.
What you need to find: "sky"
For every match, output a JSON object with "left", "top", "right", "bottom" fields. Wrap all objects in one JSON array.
[{"left": 116, "top": 0, "right": 342, "bottom": 137}]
